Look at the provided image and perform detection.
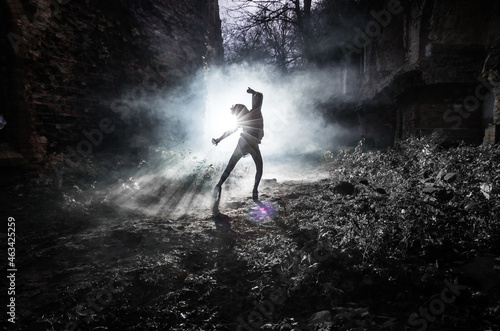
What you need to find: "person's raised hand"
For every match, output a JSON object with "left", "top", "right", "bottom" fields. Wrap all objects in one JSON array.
[
  {"left": 212, "top": 138, "right": 219, "bottom": 146},
  {"left": 247, "top": 87, "right": 255, "bottom": 94}
]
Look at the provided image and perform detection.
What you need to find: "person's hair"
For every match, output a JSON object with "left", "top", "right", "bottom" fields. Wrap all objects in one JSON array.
[{"left": 230, "top": 104, "right": 247, "bottom": 116}]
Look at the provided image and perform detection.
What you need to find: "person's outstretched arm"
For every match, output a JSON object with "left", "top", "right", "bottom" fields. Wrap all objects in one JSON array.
[{"left": 212, "top": 127, "right": 238, "bottom": 146}]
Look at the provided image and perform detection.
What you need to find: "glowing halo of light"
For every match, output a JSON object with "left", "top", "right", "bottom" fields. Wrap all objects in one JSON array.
[
  {"left": 209, "top": 109, "right": 238, "bottom": 137},
  {"left": 204, "top": 84, "right": 241, "bottom": 153},
  {"left": 247, "top": 201, "right": 276, "bottom": 222}
]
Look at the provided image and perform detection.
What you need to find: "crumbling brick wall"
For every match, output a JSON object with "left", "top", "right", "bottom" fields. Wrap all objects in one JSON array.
[
  {"left": 351, "top": 0, "right": 500, "bottom": 145},
  {"left": 1, "top": 0, "right": 223, "bottom": 165}
]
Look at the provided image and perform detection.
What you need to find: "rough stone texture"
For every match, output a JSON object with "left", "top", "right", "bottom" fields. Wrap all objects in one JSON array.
[
  {"left": 1, "top": 0, "right": 223, "bottom": 166},
  {"left": 347, "top": 0, "right": 500, "bottom": 146},
  {"left": 482, "top": 38, "right": 500, "bottom": 143}
]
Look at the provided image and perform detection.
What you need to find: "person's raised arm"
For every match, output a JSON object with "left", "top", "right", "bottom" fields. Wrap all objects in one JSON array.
[{"left": 247, "top": 87, "right": 263, "bottom": 111}]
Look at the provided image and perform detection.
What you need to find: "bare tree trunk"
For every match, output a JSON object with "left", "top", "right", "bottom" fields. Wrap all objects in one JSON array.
[
  {"left": 303, "top": 0, "right": 316, "bottom": 64},
  {"left": 293, "top": 0, "right": 317, "bottom": 65}
]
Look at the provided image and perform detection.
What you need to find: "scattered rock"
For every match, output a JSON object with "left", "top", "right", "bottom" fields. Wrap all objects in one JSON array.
[
  {"left": 284, "top": 192, "right": 300, "bottom": 199},
  {"left": 321, "top": 194, "right": 332, "bottom": 201},
  {"left": 332, "top": 181, "right": 355, "bottom": 195},
  {"left": 443, "top": 172, "right": 458, "bottom": 183},
  {"left": 422, "top": 186, "right": 453, "bottom": 202},
  {"left": 423, "top": 169, "right": 433, "bottom": 179},
  {"left": 227, "top": 201, "right": 245, "bottom": 209},
  {"left": 308, "top": 310, "right": 332, "bottom": 324},
  {"left": 359, "top": 178, "right": 369, "bottom": 185},
  {"left": 177, "top": 269, "right": 188, "bottom": 280},
  {"left": 436, "top": 188, "right": 454, "bottom": 202},
  {"left": 279, "top": 322, "right": 293, "bottom": 331},
  {"left": 436, "top": 169, "right": 447, "bottom": 181},
  {"left": 421, "top": 176, "right": 435, "bottom": 184},
  {"left": 263, "top": 178, "right": 278, "bottom": 186},
  {"left": 422, "top": 186, "right": 439, "bottom": 195},
  {"left": 480, "top": 183, "right": 492, "bottom": 200}
]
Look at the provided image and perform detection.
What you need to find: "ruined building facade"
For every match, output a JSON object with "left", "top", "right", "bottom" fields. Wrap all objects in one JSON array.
[
  {"left": 0, "top": 0, "right": 223, "bottom": 166},
  {"left": 342, "top": 0, "right": 500, "bottom": 146}
]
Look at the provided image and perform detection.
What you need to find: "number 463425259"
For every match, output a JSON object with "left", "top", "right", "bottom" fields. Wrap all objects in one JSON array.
[{"left": 7, "top": 217, "right": 15, "bottom": 268}]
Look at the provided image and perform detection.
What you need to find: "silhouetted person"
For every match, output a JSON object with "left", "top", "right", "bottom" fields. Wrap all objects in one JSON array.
[{"left": 212, "top": 87, "right": 264, "bottom": 216}]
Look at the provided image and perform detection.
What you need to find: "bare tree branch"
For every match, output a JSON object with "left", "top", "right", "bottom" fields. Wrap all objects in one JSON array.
[{"left": 224, "top": 0, "right": 338, "bottom": 69}]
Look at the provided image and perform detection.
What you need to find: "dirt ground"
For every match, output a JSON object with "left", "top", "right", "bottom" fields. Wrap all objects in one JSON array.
[
  {"left": 2, "top": 141, "right": 500, "bottom": 331},
  {"left": 3, "top": 165, "right": 322, "bottom": 330}
]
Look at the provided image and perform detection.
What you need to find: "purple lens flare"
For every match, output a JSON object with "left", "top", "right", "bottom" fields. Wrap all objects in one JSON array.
[{"left": 249, "top": 202, "right": 275, "bottom": 221}]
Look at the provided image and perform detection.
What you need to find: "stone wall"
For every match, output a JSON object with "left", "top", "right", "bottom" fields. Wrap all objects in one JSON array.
[
  {"left": 482, "top": 38, "right": 500, "bottom": 144},
  {"left": 1, "top": 0, "right": 223, "bottom": 166},
  {"left": 348, "top": 0, "right": 500, "bottom": 146}
]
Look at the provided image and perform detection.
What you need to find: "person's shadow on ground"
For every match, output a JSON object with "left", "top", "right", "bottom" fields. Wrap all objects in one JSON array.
[
  {"left": 212, "top": 212, "right": 252, "bottom": 241},
  {"left": 213, "top": 213, "right": 232, "bottom": 232}
]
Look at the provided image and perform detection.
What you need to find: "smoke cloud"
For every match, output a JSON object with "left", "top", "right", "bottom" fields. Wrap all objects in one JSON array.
[
  {"left": 145, "top": 63, "right": 355, "bottom": 179},
  {"left": 101, "top": 63, "right": 355, "bottom": 217},
  {"left": 204, "top": 63, "right": 349, "bottom": 155}
]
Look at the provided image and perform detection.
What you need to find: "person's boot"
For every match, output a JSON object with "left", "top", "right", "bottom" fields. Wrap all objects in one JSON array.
[{"left": 212, "top": 185, "right": 222, "bottom": 216}]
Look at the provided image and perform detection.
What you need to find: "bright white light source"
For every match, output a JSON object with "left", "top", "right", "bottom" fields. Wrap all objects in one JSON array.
[
  {"left": 205, "top": 102, "right": 240, "bottom": 154},
  {"left": 204, "top": 82, "right": 241, "bottom": 152},
  {"left": 209, "top": 109, "right": 237, "bottom": 135}
]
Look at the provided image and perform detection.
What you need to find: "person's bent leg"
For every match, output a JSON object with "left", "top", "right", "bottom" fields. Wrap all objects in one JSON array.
[
  {"left": 217, "top": 150, "right": 243, "bottom": 187},
  {"left": 213, "top": 147, "right": 243, "bottom": 215},
  {"left": 249, "top": 145, "right": 263, "bottom": 202}
]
